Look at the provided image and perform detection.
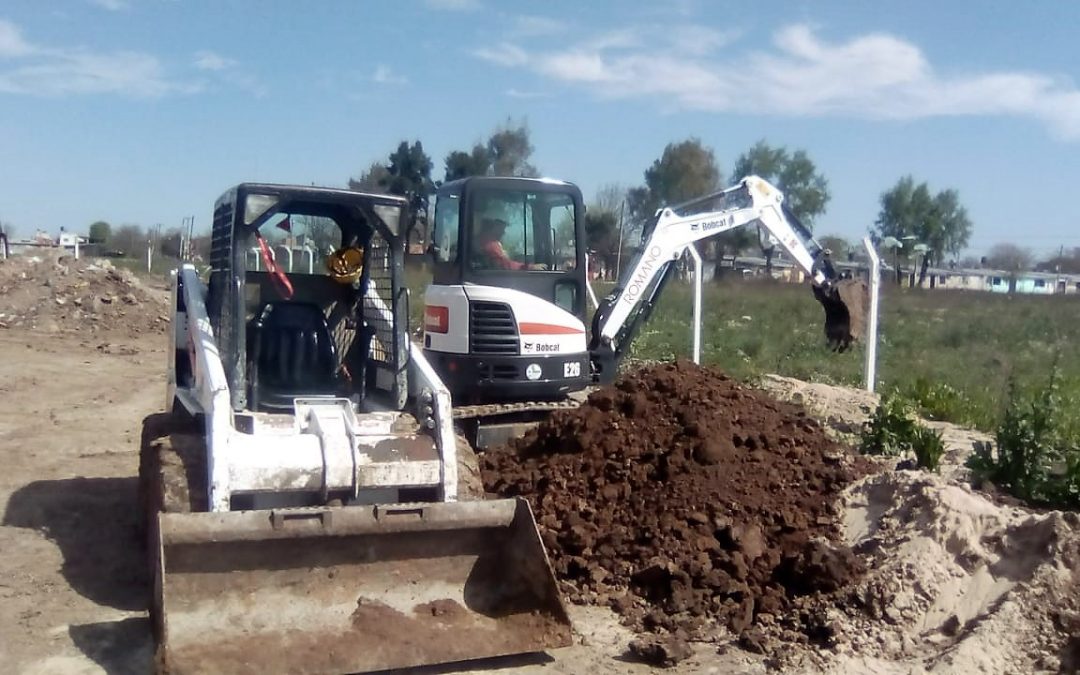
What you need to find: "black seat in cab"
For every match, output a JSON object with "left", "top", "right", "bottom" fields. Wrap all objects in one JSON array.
[{"left": 248, "top": 302, "right": 338, "bottom": 411}]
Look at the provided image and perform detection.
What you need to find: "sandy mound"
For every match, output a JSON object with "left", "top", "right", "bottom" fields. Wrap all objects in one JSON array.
[
  {"left": 791, "top": 470, "right": 1080, "bottom": 674},
  {"left": 0, "top": 253, "right": 169, "bottom": 337},
  {"left": 481, "top": 360, "right": 872, "bottom": 644}
]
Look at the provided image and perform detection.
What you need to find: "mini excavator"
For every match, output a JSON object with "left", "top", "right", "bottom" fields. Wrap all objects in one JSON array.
[{"left": 422, "top": 175, "right": 867, "bottom": 446}]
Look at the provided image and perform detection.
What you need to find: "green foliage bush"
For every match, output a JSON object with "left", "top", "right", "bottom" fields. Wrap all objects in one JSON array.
[
  {"left": 860, "top": 393, "right": 945, "bottom": 472},
  {"left": 899, "top": 377, "right": 983, "bottom": 428},
  {"left": 968, "top": 370, "right": 1080, "bottom": 508}
]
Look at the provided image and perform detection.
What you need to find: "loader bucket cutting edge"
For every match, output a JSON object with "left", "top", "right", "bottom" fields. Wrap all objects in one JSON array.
[
  {"left": 153, "top": 498, "right": 572, "bottom": 674},
  {"left": 814, "top": 278, "right": 868, "bottom": 351}
]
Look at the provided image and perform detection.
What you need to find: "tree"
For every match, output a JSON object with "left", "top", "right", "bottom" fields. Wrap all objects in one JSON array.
[
  {"left": 444, "top": 145, "right": 491, "bottom": 182},
  {"left": 985, "top": 242, "right": 1034, "bottom": 272},
  {"left": 584, "top": 210, "right": 619, "bottom": 280},
  {"left": 383, "top": 140, "right": 435, "bottom": 245},
  {"left": 348, "top": 161, "right": 390, "bottom": 193},
  {"left": 1037, "top": 247, "right": 1080, "bottom": 274},
  {"left": 111, "top": 223, "right": 146, "bottom": 258},
  {"left": 88, "top": 220, "right": 111, "bottom": 244},
  {"left": 443, "top": 119, "right": 539, "bottom": 182},
  {"left": 873, "top": 176, "right": 973, "bottom": 285},
  {"left": 627, "top": 138, "right": 731, "bottom": 279},
  {"left": 733, "top": 141, "right": 830, "bottom": 227},
  {"left": 586, "top": 184, "right": 628, "bottom": 279},
  {"left": 818, "top": 234, "right": 855, "bottom": 260},
  {"left": 158, "top": 227, "right": 184, "bottom": 259},
  {"left": 733, "top": 140, "right": 831, "bottom": 274},
  {"left": 487, "top": 118, "right": 538, "bottom": 177},
  {"left": 594, "top": 183, "right": 626, "bottom": 215},
  {"left": 643, "top": 138, "right": 721, "bottom": 207}
]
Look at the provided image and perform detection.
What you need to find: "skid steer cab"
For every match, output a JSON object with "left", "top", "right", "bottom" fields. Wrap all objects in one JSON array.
[
  {"left": 424, "top": 176, "right": 593, "bottom": 403},
  {"left": 143, "top": 183, "right": 570, "bottom": 674}
]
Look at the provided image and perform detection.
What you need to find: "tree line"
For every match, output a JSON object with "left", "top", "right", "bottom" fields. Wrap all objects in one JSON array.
[
  {"left": 345, "top": 121, "right": 987, "bottom": 282},
  {"left": 69, "top": 121, "right": 1077, "bottom": 278}
]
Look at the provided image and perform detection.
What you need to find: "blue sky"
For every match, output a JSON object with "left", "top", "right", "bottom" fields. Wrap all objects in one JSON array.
[{"left": 2, "top": 1, "right": 1079, "bottom": 258}]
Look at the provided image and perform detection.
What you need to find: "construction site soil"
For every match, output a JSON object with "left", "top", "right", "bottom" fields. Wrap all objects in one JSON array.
[
  {"left": 0, "top": 253, "right": 169, "bottom": 338},
  {"left": 4, "top": 254, "right": 1078, "bottom": 674},
  {"left": 482, "top": 360, "right": 875, "bottom": 653}
]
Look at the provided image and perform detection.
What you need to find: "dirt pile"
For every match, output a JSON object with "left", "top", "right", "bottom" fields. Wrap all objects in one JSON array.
[
  {"left": 481, "top": 360, "right": 872, "bottom": 643},
  {"left": 0, "top": 253, "right": 168, "bottom": 337}
]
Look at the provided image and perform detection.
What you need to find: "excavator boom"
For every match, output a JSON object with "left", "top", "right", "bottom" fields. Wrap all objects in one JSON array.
[{"left": 590, "top": 175, "right": 867, "bottom": 365}]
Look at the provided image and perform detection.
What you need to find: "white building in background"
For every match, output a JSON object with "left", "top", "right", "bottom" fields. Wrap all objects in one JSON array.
[{"left": 7, "top": 230, "right": 88, "bottom": 256}]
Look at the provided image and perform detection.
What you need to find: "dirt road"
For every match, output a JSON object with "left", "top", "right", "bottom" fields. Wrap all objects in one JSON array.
[{"left": 0, "top": 330, "right": 161, "bottom": 673}]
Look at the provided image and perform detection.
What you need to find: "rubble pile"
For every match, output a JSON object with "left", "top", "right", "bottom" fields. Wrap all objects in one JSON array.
[{"left": 0, "top": 254, "right": 168, "bottom": 337}]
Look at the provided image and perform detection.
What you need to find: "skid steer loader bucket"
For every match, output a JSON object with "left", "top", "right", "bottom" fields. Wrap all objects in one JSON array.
[
  {"left": 814, "top": 278, "right": 868, "bottom": 352},
  {"left": 152, "top": 498, "right": 572, "bottom": 674}
]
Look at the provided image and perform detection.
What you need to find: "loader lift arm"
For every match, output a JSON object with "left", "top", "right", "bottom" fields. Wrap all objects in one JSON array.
[{"left": 589, "top": 175, "right": 844, "bottom": 380}]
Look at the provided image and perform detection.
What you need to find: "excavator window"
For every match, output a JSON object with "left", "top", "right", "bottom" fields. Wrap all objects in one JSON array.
[
  {"left": 432, "top": 191, "right": 460, "bottom": 264},
  {"left": 469, "top": 189, "right": 577, "bottom": 272}
]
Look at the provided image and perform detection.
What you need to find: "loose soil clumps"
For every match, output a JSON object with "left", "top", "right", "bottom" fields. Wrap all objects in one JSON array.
[
  {"left": 481, "top": 360, "right": 871, "bottom": 642},
  {"left": 0, "top": 253, "right": 168, "bottom": 336}
]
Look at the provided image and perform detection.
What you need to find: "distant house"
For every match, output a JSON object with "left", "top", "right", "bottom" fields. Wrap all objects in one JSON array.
[
  {"left": 911, "top": 266, "right": 1079, "bottom": 295},
  {"left": 7, "top": 230, "right": 89, "bottom": 257},
  {"left": 692, "top": 254, "right": 1080, "bottom": 296}
]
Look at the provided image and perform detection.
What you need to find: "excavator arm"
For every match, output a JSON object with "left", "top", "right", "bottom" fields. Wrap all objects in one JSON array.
[{"left": 589, "top": 175, "right": 864, "bottom": 378}]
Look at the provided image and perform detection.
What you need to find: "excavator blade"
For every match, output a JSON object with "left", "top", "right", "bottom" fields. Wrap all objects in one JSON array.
[
  {"left": 814, "top": 278, "right": 869, "bottom": 352},
  {"left": 152, "top": 498, "right": 572, "bottom": 674}
]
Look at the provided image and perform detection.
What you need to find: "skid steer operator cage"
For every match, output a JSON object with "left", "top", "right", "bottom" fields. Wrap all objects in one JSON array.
[{"left": 208, "top": 183, "right": 410, "bottom": 412}]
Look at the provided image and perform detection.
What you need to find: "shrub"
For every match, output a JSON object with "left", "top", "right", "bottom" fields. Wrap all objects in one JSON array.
[
  {"left": 968, "top": 369, "right": 1080, "bottom": 508},
  {"left": 860, "top": 393, "right": 945, "bottom": 472},
  {"left": 899, "top": 377, "right": 980, "bottom": 428}
]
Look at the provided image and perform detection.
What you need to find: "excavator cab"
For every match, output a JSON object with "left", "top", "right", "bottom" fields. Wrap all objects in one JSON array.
[
  {"left": 426, "top": 177, "right": 593, "bottom": 403},
  {"left": 143, "top": 183, "right": 572, "bottom": 673}
]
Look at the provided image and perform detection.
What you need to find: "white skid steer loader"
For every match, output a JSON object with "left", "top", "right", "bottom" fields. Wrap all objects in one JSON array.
[{"left": 139, "top": 183, "right": 571, "bottom": 674}]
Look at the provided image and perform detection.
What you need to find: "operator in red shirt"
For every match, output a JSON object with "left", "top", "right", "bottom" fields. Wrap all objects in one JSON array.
[{"left": 475, "top": 218, "right": 544, "bottom": 270}]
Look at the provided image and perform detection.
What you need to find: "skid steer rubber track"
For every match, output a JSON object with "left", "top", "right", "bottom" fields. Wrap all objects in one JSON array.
[{"left": 139, "top": 415, "right": 571, "bottom": 675}]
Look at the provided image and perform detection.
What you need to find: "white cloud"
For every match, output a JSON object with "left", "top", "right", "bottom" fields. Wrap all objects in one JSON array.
[
  {"left": 193, "top": 50, "right": 236, "bottom": 72},
  {"left": 667, "top": 24, "right": 740, "bottom": 56},
  {"left": 509, "top": 15, "right": 566, "bottom": 38},
  {"left": 0, "top": 19, "right": 35, "bottom": 57},
  {"left": 0, "top": 50, "right": 196, "bottom": 97},
  {"left": 88, "top": 0, "right": 128, "bottom": 11},
  {"left": 425, "top": 0, "right": 480, "bottom": 11},
  {"left": 477, "top": 23, "right": 1080, "bottom": 141},
  {"left": 0, "top": 19, "right": 195, "bottom": 98},
  {"left": 190, "top": 50, "right": 267, "bottom": 96},
  {"left": 506, "top": 88, "right": 547, "bottom": 99},
  {"left": 472, "top": 43, "right": 528, "bottom": 67},
  {"left": 372, "top": 64, "right": 407, "bottom": 85}
]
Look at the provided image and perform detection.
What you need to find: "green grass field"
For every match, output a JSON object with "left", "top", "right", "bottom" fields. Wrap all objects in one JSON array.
[
  {"left": 408, "top": 265, "right": 1079, "bottom": 432},
  {"left": 624, "top": 279, "right": 1080, "bottom": 431}
]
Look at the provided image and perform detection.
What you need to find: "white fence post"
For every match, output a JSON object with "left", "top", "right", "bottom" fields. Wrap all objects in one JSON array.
[
  {"left": 862, "top": 236, "right": 881, "bottom": 392},
  {"left": 302, "top": 245, "right": 315, "bottom": 274},
  {"left": 685, "top": 244, "right": 703, "bottom": 364}
]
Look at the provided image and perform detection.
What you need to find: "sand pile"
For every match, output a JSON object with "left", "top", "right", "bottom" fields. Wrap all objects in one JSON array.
[
  {"left": 785, "top": 470, "right": 1080, "bottom": 674},
  {"left": 481, "top": 360, "right": 872, "bottom": 644},
  {"left": 0, "top": 253, "right": 168, "bottom": 336}
]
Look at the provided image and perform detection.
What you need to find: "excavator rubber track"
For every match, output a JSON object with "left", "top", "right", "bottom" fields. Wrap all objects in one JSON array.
[{"left": 140, "top": 414, "right": 572, "bottom": 675}]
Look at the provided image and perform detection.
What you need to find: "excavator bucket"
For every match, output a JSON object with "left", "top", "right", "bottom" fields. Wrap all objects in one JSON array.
[
  {"left": 151, "top": 498, "right": 572, "bottom": 674},
  {"left": 814, "top": 278, "right": 869, "bottom": 352}
]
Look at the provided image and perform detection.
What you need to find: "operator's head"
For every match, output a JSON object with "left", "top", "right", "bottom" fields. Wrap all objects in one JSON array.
[{"left": 479, "top": 217, "right": 508, "bottom": 241}]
